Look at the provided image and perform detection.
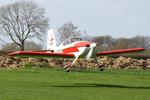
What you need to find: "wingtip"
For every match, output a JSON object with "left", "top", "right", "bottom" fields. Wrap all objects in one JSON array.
[{"left": 7, "top": 51, "right": 21, "bottom": 56}]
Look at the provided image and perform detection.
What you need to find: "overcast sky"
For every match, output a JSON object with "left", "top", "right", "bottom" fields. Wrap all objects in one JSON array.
[{"left": 0, "top": 0, "right": 150, "bottom": 38}]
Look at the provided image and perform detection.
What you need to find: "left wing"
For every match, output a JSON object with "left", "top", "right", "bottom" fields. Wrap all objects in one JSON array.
[{"left": 8, "top": 51, "right": 75, "bottom": 58}]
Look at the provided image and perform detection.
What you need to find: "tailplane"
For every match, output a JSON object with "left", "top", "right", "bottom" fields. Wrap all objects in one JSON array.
[{"left": 47, "top": 29, "right": 57, "bottom": 51}]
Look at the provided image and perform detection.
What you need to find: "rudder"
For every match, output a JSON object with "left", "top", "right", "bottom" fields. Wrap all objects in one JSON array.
[{"left": 47, "top": 29, "right": 57, "bottom": 51}]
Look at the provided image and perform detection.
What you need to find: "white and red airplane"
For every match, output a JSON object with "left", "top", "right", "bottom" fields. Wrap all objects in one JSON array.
[{"left": 8, "top": 29, "right": 144, "bottom": 72}]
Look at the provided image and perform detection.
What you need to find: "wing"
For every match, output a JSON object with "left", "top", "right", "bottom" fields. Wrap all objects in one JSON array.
[
  {"left": 96, "top": 48, "right": 144, "bottom": 56},
  {"left": 8, "top": 51, "right": 75, "bottom": 58}
]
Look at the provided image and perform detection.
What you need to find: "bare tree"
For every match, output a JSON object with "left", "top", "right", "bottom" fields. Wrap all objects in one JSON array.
[
  {"left": 93, "top": 35, "right": 115, "bottom": 50},
  {"left": 24, "top": 41, "right": 42, "bottom": 50},
  {"left": 57, "top": 22, "right": 82, "bottom": 45},
  {"left": 0, "top": 1, "right": 49, "bottom": 51},
  {"left": 129, "top": 35, "right": 150, "bottom": 48},
  {"left": 112, "top": 38, "right": 130, "bottom": 49},
  {"left": 0, "top": 33, "right": 6, "bottom": 47}
]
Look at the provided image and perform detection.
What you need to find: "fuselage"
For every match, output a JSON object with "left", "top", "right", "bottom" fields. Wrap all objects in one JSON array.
[{"left": 56, "top": 41, "right": 97, "bottom": 59}]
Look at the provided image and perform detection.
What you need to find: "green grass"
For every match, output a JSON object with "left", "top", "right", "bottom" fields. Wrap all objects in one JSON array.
[{"left": 0, "top": 68, "right": 150, "bottom": 100}]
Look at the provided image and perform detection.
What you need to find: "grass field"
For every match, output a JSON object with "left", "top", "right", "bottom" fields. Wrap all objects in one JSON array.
[{"left": 0, "top": 68, "right": 150, "bottom": 100}]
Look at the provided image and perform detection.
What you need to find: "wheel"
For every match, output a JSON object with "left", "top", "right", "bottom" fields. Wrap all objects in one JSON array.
[
  {"left": 98, "top": 64, "right": 105, "bottom": 71},
  {"left": 100, "top": 67, "right": 105, "bottom": 72},
  {"left": 66, "top": 67, "right": 71, "bottom": 72}
]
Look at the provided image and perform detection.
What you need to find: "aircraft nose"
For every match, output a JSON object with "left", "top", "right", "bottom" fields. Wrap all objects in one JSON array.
[{"left": 90, "top": 43, "right": 96, "bottom": 48}]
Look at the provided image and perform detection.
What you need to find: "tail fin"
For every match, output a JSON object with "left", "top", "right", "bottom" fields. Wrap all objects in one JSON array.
[{"left": 47, "top": 29, "right": 57, "bottom": 51}]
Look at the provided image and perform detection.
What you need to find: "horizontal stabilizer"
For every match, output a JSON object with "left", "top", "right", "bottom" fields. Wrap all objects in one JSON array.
[{"left": 97, "top": 48, "right": 144, "bottom": 56}]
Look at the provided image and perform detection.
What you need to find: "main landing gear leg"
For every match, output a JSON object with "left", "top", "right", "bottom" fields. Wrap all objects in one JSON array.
[
  {"left": 95, "top": 58, "right": 105, "bottom": 72},
  {"left": 63, "top": 56, "right": 79, "bottom": 72}
]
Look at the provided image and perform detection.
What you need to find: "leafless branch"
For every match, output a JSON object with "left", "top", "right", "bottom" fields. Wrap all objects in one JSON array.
[{"left": 0, "top": 1, "right": 49, "bottom": 50}]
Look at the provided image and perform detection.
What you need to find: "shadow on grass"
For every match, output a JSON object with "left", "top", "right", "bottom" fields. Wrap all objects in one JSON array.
[{"left": 52, "top": 83, "right": 150, "bottom": 90}]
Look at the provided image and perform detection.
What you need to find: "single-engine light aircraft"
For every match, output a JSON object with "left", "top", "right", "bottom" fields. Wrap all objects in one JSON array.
[{"left": 8, "top": 29, "right": 144, "bottom": 72}]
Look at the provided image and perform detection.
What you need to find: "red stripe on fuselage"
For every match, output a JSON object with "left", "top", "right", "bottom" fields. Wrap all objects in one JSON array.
[
  {"left": 63, "top": 41, "right": 91, "bottom": 53},
  {"left": 63, "top": 47, "right": 79, "bottom": 53}
]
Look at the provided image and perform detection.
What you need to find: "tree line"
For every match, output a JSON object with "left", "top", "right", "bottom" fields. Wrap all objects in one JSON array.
[{"left": 94, "top": 35, "right": 150, "bottom": 51}]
